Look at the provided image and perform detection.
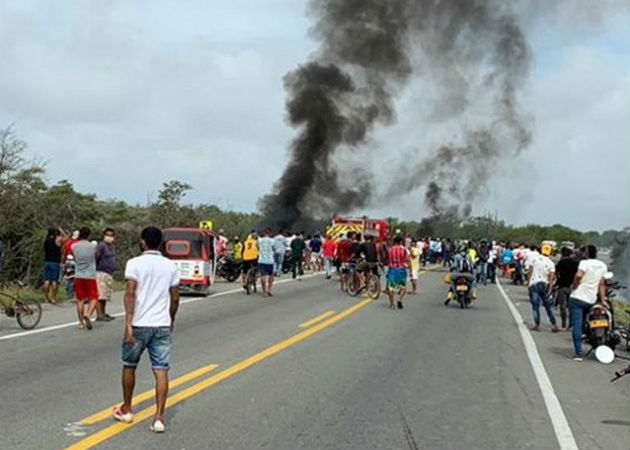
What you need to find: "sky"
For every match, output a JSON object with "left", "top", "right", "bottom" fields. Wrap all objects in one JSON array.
[{"left": 0, "top": 0, "right": 628, "bottom": 232}]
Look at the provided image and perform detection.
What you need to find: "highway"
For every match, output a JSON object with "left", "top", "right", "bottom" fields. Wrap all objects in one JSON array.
[{"left": 1, "top": 268, "right": 628, "bottom": 450}]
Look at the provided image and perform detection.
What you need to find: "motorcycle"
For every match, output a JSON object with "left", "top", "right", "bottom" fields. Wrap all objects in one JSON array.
[
  {"left": 216, "top": 256, "right": 242, "bottom": 283},
  {"left": 510, "top": 261, "right": 525, "bottom": 285},
  {"left": 454, "top": 275, "right": 473, "bottom": 309},
  {"left": 582, "top": 272, "right": 623, "bottom": 363}
]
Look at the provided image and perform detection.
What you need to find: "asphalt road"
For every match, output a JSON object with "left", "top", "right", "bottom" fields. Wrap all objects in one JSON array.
[{"left": 1, "top": 269, "right": 628, "bottom": 450}]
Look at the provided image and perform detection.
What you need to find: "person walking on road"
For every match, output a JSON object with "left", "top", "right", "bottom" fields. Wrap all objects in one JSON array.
[
  {"left": 527, "top": 247, "right": 559, "bottom": 333},
  {"left": 290, "top": 232, "right": 305, "bottom": 279},
  {"left": 72, "top": 227, "right": 99, "bottom": 330},
  {"left": 554, "top": 247, "right": 579, "bottom": 330},
  {"left": 43, "top": 227, "right": 66, "bottom": 303},
  {"left": 272, "top": 230, "right": 287, "bottom": 276},
  {"left": 487, "top": 243, "right": 498, "bottom": 284},
  {"left": 409, "top": 238, "right": 421, "bottom": 295},
  {"left": 309, "top": 233, "right": 323, "bottom": 272},
  {"left": 322, "top": 234, "right": 336, "bottom": 280},
  {"left": 112, "top": 226, "right": 180, "bottom": 433},
  {"left": 569, "top": 245, "right": 608, "bottom": 361},
  {"left": 477, "top": 240, "right": 489, "bottom": 286},
  {"left": 96, "top": 228, "right": 117, "bottom": 322},
  {"left": 386, "top": 236, "right": 409, "bottom": 310},
  {"left": 258, "top": 228, "right": 276, "bottom": 297},
  {"left": 241, "top": 232, "right": 259, "bottom": 290},
  {"left": 336, "top": 233, "right": 354, "bottom": 292}
]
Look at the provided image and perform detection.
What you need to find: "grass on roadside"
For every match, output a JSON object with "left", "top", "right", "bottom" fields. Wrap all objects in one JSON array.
[{"left": 613, "top": 299, "right": 629, "bottom": 327}]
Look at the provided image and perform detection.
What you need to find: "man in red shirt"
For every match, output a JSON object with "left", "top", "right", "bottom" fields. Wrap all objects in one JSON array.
[
  {"left": 322, "top": 234, "right": 337, "bottom": 280},
  {"left": 62, "top": 230, "right": 79, "bottom": 263},
  {"left": 336, "top": 232, "right": 355, "bottom": 292},
  {"left": 387, "top": 236, "right": 410, "bottom": 310}
]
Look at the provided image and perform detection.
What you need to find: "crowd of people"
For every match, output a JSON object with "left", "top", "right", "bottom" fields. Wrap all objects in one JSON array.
[
  {"left": 29, "top": 224, "right": 614, "bottom": 432},
  {"left": 41, "top": 226, "right": 118, "bottom": 329},
  {"left": 40, "top": 225, "right": 613, "bottom": 363},
  {"left": 223, "top": 231, "right": 613, "bottom": 361}
]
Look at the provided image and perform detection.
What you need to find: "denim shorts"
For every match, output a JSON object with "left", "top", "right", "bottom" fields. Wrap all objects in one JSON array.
[
  {"left": 121, "top": 327, "right": 172, "bottom": 370},
  {"left": 43, "top": 262, "right": 61, "bottom": 282}
]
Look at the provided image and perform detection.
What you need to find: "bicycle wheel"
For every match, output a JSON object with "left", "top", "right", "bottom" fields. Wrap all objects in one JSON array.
[
  {"left": 15, "top": 299, "right": 42, "bottom": 330},
  {"left": 367, "top": 274, "right": 381, "bottom": 300},
  {"left": 347, "top": 273, "right": 361, "bottom": 297}
]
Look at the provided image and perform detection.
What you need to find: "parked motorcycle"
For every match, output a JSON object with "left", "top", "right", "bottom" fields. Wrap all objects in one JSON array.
[
  {"left": 216, "top": 256, "right": 242, "bottom": 283},
  {"left": 582, "top": 272, "right": 623, "bottom": 363}
]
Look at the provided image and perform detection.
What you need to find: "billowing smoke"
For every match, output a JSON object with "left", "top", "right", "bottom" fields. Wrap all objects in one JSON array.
[
  {"left": 261, "top": 0, "right": 533, "bottom": 228},
  {"left": 396, "top": 3, "right": 532, "bottom": 216},
  {"left": 259, "top": 0, "right": 412, "bottom": 229}
]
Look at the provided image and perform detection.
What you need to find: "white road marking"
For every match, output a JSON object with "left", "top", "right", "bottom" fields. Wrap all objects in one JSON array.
[
  {"left": 0, "top": 273, "right": 320, "bottom": 341},
  {"left": 496, "top": 279, "right": 579, "bottom": 450}
]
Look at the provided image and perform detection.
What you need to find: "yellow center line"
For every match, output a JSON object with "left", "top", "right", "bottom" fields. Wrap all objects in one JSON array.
[
  {"left": 79, "top": 363, "right": 219, "bottom": 425},
  {"left": 64, "top": 298, "right": 374, "bottom": 450},
  {"left": 298, "top": 310, "right": 336, "bottom": 328}
]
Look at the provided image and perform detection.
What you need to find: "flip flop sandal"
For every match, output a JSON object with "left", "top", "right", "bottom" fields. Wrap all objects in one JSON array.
[
  {"left": 112, "top": 406, "right": 134, "bottom": 423},
  {"left": 150, "top": 420, "right": 165, "bottom": 433}
]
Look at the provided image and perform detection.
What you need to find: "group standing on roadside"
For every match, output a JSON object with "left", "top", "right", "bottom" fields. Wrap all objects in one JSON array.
[{"left": 40, "top": 225, "right": 118, "bottom": 330}]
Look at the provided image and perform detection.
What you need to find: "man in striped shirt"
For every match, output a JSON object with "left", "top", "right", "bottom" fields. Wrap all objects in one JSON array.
[{"left": 387, "top": 236, "right": 410, "bottom": 310}]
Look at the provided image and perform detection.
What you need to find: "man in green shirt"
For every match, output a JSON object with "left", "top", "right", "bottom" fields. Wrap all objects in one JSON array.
[{"left": 290, "top": 232, "right": 306, "bottom": 279}]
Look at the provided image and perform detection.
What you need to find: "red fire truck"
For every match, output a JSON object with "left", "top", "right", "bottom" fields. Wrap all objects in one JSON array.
[{"left": 326, "top": 216, "right": 389, "bottom": 242}]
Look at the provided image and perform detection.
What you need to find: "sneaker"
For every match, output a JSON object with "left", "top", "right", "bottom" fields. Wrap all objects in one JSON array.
[
  {"left": 150, "top": 419, "right": 165, "bottom": 433},
  {"left": 96, "top": 316, "right": 108, "bottom": 322},
  {"left": 84, "top": 316, "right": 93, "bottom": 330},
  {"left": 530, "top": 325, "right": 540, "bottom": 332},
  {"left": 397, "top": 301, "right": 403, "bottom": 309},
  {"left": 572, "top": 354, "right": 584, "bottom": 362},
  {"left": 112, "top": 406, "right": 134, "bottom": 423}
]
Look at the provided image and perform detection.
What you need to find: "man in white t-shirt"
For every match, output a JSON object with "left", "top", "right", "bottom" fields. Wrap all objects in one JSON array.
[
  {"left": 527, "top": 247, "right": 559, "bottom": 332},
  {"left": 569, "top": 245, "right": 608, "bottom": 361},
  {"left": 524, "top": 245, "right": 538, "bottom": 271},
  {"left": 112, "top": 226, "right": 180, "bottom": 434}
]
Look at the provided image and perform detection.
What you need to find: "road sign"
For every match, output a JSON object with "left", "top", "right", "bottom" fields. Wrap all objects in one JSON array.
[{"left": 199, "top": 220, "right": 213, "bottom": 230}]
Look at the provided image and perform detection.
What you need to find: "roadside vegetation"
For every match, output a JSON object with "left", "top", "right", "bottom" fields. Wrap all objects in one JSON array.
[{"left": 1, "top": 126, "right": 628, "bottom": 290}]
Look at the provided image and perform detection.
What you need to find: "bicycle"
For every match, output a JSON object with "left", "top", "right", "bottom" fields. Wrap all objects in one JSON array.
[
  {"left": 347, "top": 261, "right": 381, "bottom": 300},
  {"left": 0, "top": 281, "right": 43, "bottom": 330}
]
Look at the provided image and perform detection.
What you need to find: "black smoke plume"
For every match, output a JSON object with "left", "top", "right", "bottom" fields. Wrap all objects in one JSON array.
[
  {"left": 261, "top": 0, "right": 533, "bottom": 228},
  {"left": 259, "top": 0, "right": 412, "bottom": 230}
]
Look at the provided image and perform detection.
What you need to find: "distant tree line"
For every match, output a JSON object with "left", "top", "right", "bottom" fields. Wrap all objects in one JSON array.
[{"left": 0, "top": 126, "right": 627, "bottom": 284}]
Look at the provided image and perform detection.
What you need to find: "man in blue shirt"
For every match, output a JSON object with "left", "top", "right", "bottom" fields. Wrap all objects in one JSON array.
[{"left": 501, "top": 245, "right": 515, "bottom": 278}]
